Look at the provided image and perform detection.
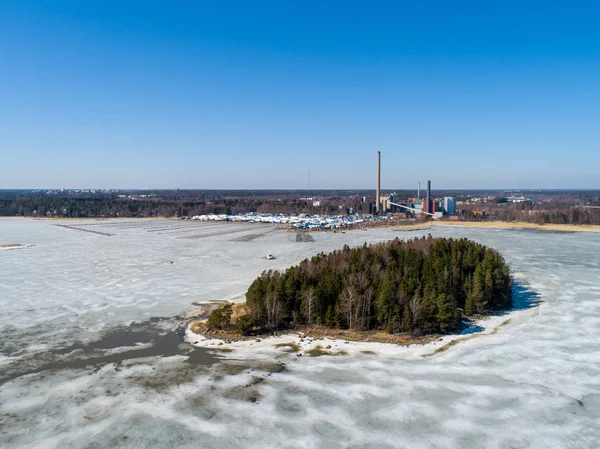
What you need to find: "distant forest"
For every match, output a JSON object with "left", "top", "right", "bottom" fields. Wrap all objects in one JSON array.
[
  {"left": 0, "top": 191, "right": 346, "bottom": 217},
  {"left": 465, "top": 204, "right": 600, "bottom": 226},
  {"left": 240, "top": 236, "right": 512, "bottom": 336},
  {"left": 1, "top": 189, "right": 599, "bottom": 225}
]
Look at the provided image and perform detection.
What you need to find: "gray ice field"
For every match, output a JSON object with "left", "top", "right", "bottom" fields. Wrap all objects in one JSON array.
[{"left": 1, "top": 218, "right": 599, "bottom": 448}]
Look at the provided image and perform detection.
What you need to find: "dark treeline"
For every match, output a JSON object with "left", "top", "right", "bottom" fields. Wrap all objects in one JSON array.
[
  {"left": 244, "top": 236, "right": 512, "bottom": 336},
  {"left": 0, "top": 191, "right": 355, "bottom": 217},
  {"left": 470, "top": 204, "right": 600, "bottom": 225},
  {"left": 0, "top": 196, "right": 176, "bottom": 218}
]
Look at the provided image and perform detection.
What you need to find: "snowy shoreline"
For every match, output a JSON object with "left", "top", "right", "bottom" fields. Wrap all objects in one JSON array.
[{"left": 185, "top": 312, "right": 514, "bottom": 360}]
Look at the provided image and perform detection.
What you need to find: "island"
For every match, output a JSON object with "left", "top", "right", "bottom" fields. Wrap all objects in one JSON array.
[{"left": 198, "top": 236, "right": 512, "bottom": 341}]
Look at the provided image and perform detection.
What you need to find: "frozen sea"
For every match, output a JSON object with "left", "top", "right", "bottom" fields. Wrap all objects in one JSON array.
[{"left": 1, "top": 218, "right": 599, "bottom": 449}]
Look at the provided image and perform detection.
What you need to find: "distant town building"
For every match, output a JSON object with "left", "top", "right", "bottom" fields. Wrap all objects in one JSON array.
[
  {"left": 503, "top": 196, "right": 534, "bottom": 204},
  {"left": 443, "top": 197, "right": 457, "bottom": 215}
]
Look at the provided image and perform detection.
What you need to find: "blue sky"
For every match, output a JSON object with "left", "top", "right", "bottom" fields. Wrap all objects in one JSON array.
[{"left": 1, "top": 1, "right": 599, "bottom": 189}]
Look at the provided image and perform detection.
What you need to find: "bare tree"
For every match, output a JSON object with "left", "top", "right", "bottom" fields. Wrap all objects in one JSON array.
[
  {"left": 249, "top": 298, "right": 262, "bottom": 322},
  {"left": 266, "top": 292, "right": 276, "bottom": 327},
  {"left": 358, "top": 287, "right": 374, "bottom": 330},
  {"left": 340, "top": 286, "right": 358, "bottom": 330},
  {"left": 303, "top": 286, "right": 317, "bottom": 325},
  {"left": 409, "top": 294, "right": 421, "bottom": 329},
  {"left": 266, "top": 292, "right": 284, "bottom": 328}
]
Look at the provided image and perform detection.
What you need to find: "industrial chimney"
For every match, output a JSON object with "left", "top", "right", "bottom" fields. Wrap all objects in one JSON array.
[
  {"left": 427, "top": 180, "right": 432, "bottom": 214},
  {"left": 376, "top": 151, "right": 381, "bottom": 215}
]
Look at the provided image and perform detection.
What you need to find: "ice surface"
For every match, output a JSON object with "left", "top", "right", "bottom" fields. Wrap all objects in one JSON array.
[{"left": 1, "top": 218, "right": 599, "bottom": 448}]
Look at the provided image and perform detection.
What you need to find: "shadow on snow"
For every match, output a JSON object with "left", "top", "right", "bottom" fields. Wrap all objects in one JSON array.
[
  {"left": 460, "top": 281, "right": 541, "bottom": 336},
  {"left": 511, "top": 281, "right": 543, "bottom": 311}
]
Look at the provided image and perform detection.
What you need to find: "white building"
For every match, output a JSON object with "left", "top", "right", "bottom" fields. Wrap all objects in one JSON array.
[{"left": 443, "top": 197, "right": 456, "bottom": 215}]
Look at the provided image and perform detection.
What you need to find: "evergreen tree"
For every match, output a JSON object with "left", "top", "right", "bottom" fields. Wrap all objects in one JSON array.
[{"left": 436, "top": 293, "right": 458, "bottom": 333}]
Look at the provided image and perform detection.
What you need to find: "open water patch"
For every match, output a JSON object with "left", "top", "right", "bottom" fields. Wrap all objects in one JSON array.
[{"left": 0, "top": 321, "right": 220, "bottom": 387}]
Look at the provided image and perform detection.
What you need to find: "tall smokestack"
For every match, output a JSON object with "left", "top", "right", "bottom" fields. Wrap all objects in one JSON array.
[
  {"left": 427, "top": 180, "right": 431, "bottom": 214},
  {"left": 418, "top": 181, "right": 420, "bottom": 200},
  {"left": 376, "top": 151, "right": 381, "bottom": 215}
]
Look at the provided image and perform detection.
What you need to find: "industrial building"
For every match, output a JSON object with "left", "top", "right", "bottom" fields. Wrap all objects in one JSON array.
[
  {"left": 444, "top": 197, "right": 457, "bottom": 215},
  {"left": 380, "top": 193, "right": 397, "bottom": 213},
  {"left": 422, "top": 199, "right": 435, "bottom": 214}
]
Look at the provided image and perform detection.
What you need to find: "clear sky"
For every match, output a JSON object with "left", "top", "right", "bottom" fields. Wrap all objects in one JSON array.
[{"left": 1, "top": 1, "right": 599, "bottom": 189}]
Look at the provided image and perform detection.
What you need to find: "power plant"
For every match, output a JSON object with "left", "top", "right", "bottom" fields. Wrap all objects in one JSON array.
[{"left": 374, "top": 152, "right": 454, "bottom": 218}]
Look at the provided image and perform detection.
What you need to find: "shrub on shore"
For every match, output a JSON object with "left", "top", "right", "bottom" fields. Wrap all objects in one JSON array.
[
  {"left": 236, "top": 315, "right": 255, "bottom": 336},
  {"left": 207, "top": 304, "right": 233, "bottom": 330}
]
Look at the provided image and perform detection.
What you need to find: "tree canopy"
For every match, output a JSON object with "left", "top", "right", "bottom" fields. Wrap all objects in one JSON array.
[{"left": 245, "top": 236, "right": 512, "bottom": 335}]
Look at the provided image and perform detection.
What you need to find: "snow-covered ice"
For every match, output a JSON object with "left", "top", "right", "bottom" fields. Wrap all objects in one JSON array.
[{"left": 1, "top": 218, "right": 599, "bottom": 448}]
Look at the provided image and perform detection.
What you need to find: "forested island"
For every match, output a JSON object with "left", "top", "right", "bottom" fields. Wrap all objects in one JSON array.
[{"left": 206, "top": 236, "right": 512, "bottom": 338}]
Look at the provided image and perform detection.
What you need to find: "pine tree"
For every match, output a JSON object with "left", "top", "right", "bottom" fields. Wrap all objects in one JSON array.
[
  {"left": 464, "top": 294, "right": 474, "bottom": 316},
  {"left": 325, "top": 305, "right": 335, "bottom": 328},
  {"left": 471, "top": 265, "right": 487, "bottom": 314},
  {"left": 402, "top": 304, "right": 413, "bottom": 334},
  {"left": 436, "top": 293, "right": 458, "bottom": 332}
]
